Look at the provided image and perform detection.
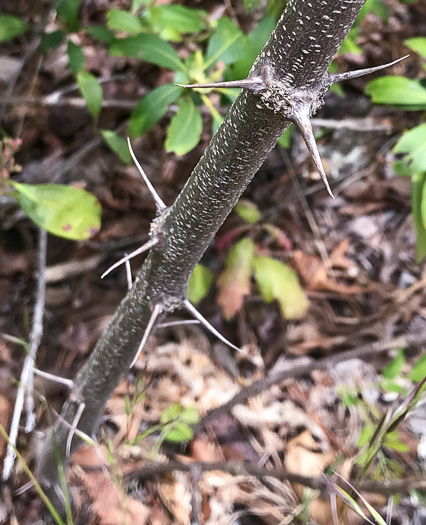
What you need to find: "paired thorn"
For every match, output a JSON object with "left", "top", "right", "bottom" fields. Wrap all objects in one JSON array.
[
  {"left": 66, "top": 402, "right": 85, "bottom": 458},
  {"left": 130, "top": 304, "right": 163, "bottom": 368},
  {"left": 183, "top": 299, "right": 245, "bottom": 354},
  {"left": 127, "top": 138, "right": 166, "bottom": 212},
  {"left": 158, "top": 319, "right": 200, "bottom": 328},
  {"left": 290, "top": 105, "right": 334, "bottom": 199},
  {"left": 329, "top": 55, "right": 409, "bottom": 84},
  {"left": 175, "top": 76, "right": 265, "bottom": 93},
  {"left": 33, "top": 368, "right": 74, "bottom": 389},
  {"left": 101, "top": 236, "right": 159, "bottom": 279}
]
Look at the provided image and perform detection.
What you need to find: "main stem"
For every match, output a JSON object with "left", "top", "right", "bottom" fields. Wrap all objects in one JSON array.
[{"left": 37, "top": 0, "right": 366, "bottom": 513}]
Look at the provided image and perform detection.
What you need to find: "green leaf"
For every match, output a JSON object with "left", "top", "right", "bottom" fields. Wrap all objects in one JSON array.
[
  {"left": 160, "top": 402, "right": 183, "bottom": 423},
  {"left": 205, "top": 17, "right": 245, "bottom": 69},
  {"left": 234, "top": 200, "right": 261, "bottom": 224},
  {"left": 366, "top": 77, "right": 426, "bottom": 109},
  {"left": 254, "top": 256, "right": 309, "bottom": 320},
  {"left": 101, "top": 130, "right": 132, "bottom": 165},
  {"left": 165, "top": 98, "right": 202, "bottom": 156},
  {"left": 11, "top": 182, "right": 101, "bottom": 240},
  {"left": 109, "top": 34, "right": 185, "bottom": 72},
  {"left": 130, "top": 83, "right": 183, "bottom": 137},
  {"left": 278, "top": 124, "right": 294, "bottom": 149},
  {"left": 67, "top": 41, "right": 85, "bottom": 76},
  {"left": 77, "top": 71, "right": 103, "bottom": 118},
  {"left": 57, "top": 0, "right": 82, "bottom": 31},
  {"left": 0, "top": 15, "right": 28, "bottom": 43},
  {"left": 405, "top": 37, "right": 426, "bottom": 60},
  {"left": 411, "top": 172, "right": 426, "bottom": 262},
  {"left": 393, "top": 124, "right": 426, "bottom": 176},
  {"left": 164, "top": 422, "right": 193, "bottom": 443},
  {"left": 187, "top": 264, "right": 213, "bottom": 304},
  {"left": 147, "top": 5, "right": 207, "bottom": 35},
  {"left": 338, "top": 29, "right": 362, "bottom": 55},
  {"left": 106, "top": 9, "right": 143, "bottom": 35},
  {"left": 218, "top": 238, "right": 255, "bottom": 320},
  {"left": 39, "top": 30, "right": 65, "bottom": 53},
  {"left": 383, "top": 348, "right": 405, "bottom": 380},
  {"left": 179, "top": 405, "right": 199, "bottom": 425},
  {"left": 409, "top": 353, "right": 426, "bottom": 382},
  {"left": 85, "top": 26, "right": 114, "bottom": 44}
]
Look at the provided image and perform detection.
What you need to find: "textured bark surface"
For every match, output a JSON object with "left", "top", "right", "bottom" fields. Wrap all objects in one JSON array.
[{"left": 37, "top": 0, "right": 366, "bottom": 512}]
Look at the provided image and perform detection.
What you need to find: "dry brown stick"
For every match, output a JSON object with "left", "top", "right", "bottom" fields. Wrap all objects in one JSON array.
[
  {"left": 193, "top": 332, "right": 426, "bottom": 433},
  {"left": 123, "top": 460, "right": 426, "bottom": 497}
]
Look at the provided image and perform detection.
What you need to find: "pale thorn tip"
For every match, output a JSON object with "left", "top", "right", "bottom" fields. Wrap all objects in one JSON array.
[
  {"left": 127, "top": 138, "right": 166, "bottom": 212},
  {"left": 291, "top": 106, "right": 334, "bottom": 199},
  {"left": 130, "top": 304, "right": 163, "bottom": 368},
  {"left": 33, "top": 368, "right": 74, "bottom": 389},
  {"left": 175, "top": 76, "right": 265, "bottom": 93},
  {"left": 101, "top": 236, "right": 159, "bottom": 279},
  {"left": 158, "top": 319, "right": 200, "bottom": 328},
  {"left": 329, "top": 55, "right": 409, "bottom": 84},
  {"left": 183, "top": 299, "right": 245, "bottom": 354}
]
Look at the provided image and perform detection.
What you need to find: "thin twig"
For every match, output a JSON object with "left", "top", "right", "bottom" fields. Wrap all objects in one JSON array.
[
  {"left": 2, "top": 228, "right": 47, "bottom": 481},
  {"left": 193, "top": 331, "right": 426, "bottom": 433}
]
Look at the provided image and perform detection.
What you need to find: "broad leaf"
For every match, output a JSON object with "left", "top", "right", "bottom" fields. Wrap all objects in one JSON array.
[
  {"left": 11, "top": 182, "right": 101, "bottom": 240},
  {"left": 366, "top": 77, "right": 426, "bottom": 109},
  {"left": 409, "top": 354, "right": 426, "bottom": 382},
  {"left": 164, "top": 423, "right": 193, "bottom": 442},
  {"left": 101, "top": 130, "right": 132, "bottom": 164},
  {"left": 130, "top": 83, "right": 183, "bottom": 137},
  {"left": 410, "top": 172, "right": 426, "bottom": 262},
  {"left": 77, "top": 71, "right": 103, "bottom": 118},
  {"left": 165, "top": 98, "right": 202, "bottom": 155},
  {"left": 39, "top": 30, "right": 65, "bottom": 53},
  {"left": 67, "top": 41, "right": 85, "bottom": 76},
  {"left": 106, "top": 9, "right": 143, "bottom": 35},
  {"left": 109, "top": 33, "right": 185, "bottom": 72},
  {"left": 187, "top": 264, "right": 213, "bottom": 304},
  {"left": 234, "top": 200, "right": 261, "bottom": 224},
  {"left": 205, "top": 17, "right": 245, "bottom": 68},
  {"left": 405, "top": 37, "right": 426, "bottom": 60},
  {"left": 217, "top": 238, "right": 255, "bottom": 320},
  {"left": 254, "top": 256, "right": 309, "bottom": 319},
  {"left": 393, "top": 124, "right": 426, "bottom": 175},
  {"left": 278, "top": 125, "right": 293, "bottom": 149},
  {"left": 85, "top": 26, "right": 114, "bottom": 44},
  {"left": 147, "top": 5, "right": 207, "bottom": 35},
  {"left": 57, "top": 0, "right": 82, "bottom": 31},
  {"left": 0, "top": 15, "right": 28, "bottom": 43}
]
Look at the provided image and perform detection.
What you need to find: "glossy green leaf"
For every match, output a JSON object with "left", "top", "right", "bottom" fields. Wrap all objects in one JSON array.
[
  {"left": 254, "top": 256, "right": 309, "bottom": 319},
  {"left": 164, "top": 423, "right": 193, "bottom": 443},
  {"left": 411, "top": 173, "right": 426, "bottom": 262},
  {"left": 393, "top": 124, "right": 426, "bottom": 176},
  {"left": 405, "top": 37, "right": 426, "bottom": 60},
  {"left": 383, "top": 348, "right": 405, "bottom": 379},
  {"left": 107, "top": 9, "right": 143, "bottom": 35},
  {"left": 77, "top": 71, "right": 103, "bottom": 118},
  {"left": 409, "top": 354, "right": 426, "bottom": 382},
  {"left": 0, "top": 15, "right": 28, "bottom": 43},
  {"left": 11, "top": 182, "right": 101, "bottom": 240},
  {"left": 366, "top": 77, "right": 426, "bottom": 109},
  {"left": 147, "top": 5, "right": 207, "bottom": 35},
  {"left": 67, "top": 41, "right": 85, "bottom": 76},
  {"left": 234, "top": 200, "right": 261, "bottom": 224},
  {"left": 205, "top": 17, "right": 245, "bottom": 69},
  {"left": 101, "top": 130, "right": 132, "bottom": 165},
  {"left": 109, "top": 33, "right": 185, "bottom": 72},
  {"left": 165, "top": 98, "right": 202, "bottom": 156},
  {"left": 85, "top": 26, "right": 114, "bottom": 44},
  {"left": 130, "top": 83, "right": 183, "bottom": 137},
  {"left": 218, "top": 238, "right": 255, "bottom": 320},
  {"left": 187, "top": 264, "right": 213, "bottom": 304},
  {"left": 39, "top": 30, "right": 65, "bottom": 53},
  {"left": 57, "top": 0, "right": 82, "bottom": 31}
]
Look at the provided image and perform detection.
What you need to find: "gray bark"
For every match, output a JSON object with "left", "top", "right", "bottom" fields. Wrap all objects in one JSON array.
[{"left": 37, "top": 0, "right": 366, "bottom": 514}]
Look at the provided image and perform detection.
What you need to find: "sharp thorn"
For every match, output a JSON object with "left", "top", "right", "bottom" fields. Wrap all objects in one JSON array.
[
  {"left": 101, "top": 237, "right": 159, "bottom": 279},
  {"left": 158, "top": 319, "right": 200, "bottom": 328},
  {"left": 127, "top": 138, "right": 166, "bottom": 212},
  {"left": 130, "top": 304, "right": 163, "bottom": 368},
  {"left": 125, "top": 259, "right": 133, "bottom": 291},
  {"left": 291, "top": 106, "right": 334, "bottom": 199},
  {"left": 175, "top": 76, "right": 265, "bottom": 93},
  {"left": 329, "top": 55, "right": 409, "bottom": 84},
  {"left": 33, "top": 369, "right": 74, "bottom": 389},
  {"left": 183, "top": 299, "right": 245, "bottom": 354},
  {"left": 66, "top": 402, "right": 85, "bottom": 458}
]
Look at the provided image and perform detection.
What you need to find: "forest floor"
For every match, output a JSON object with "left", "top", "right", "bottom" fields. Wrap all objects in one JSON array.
[{"left": 0, "top": 0, "right": 425, "bottom": 524}]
